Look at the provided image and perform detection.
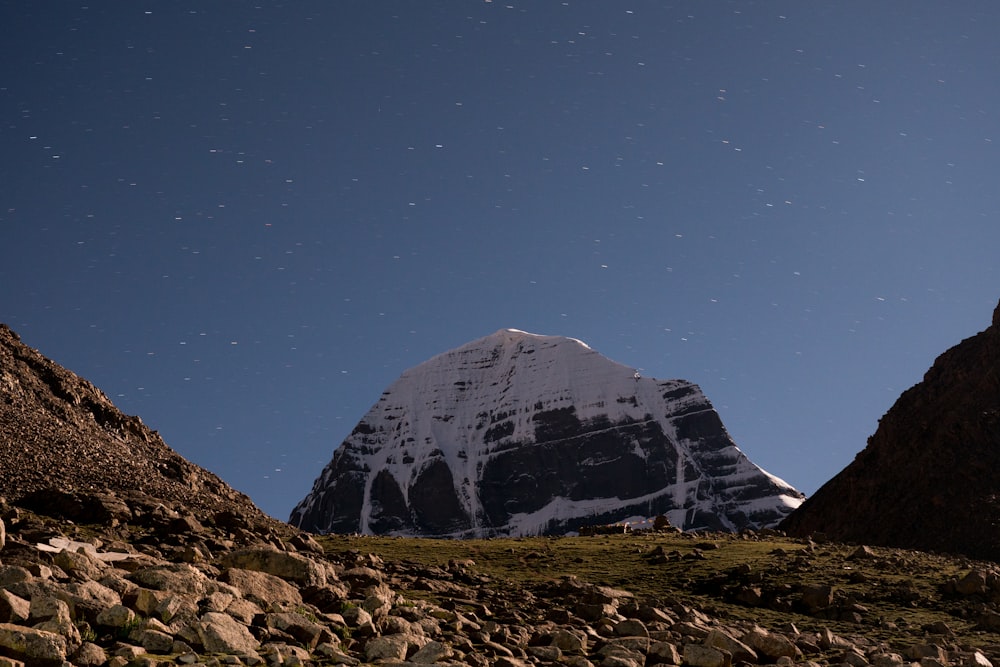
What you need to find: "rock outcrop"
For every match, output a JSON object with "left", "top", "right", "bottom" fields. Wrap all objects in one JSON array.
[
  {"left": 291, "top": 329, "right": 803, "bottom": 537},
  {"left": 781, "top": 298, "right": 1000, "bottom": 560}
]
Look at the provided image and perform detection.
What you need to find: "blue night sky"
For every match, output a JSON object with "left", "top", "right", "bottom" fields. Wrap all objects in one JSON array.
[{"left": 3, "top": 2, "right": 998, "bottom": 521}]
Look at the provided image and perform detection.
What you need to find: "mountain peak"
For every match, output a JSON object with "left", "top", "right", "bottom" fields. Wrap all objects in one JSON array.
[
  {"left": 292, "top": 330, "right": 802, "bottom": 537},
  {"left": 484, "top": 328, "right": 592, "bottom": 349}
]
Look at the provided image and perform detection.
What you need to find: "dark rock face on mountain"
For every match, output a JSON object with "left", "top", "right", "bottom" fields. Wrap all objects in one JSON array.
[
  {"left": 291, "top": 329, "right": 803, "bottom": 537},
  {"left": 0, "top": 323, "right": 268, "bottom": 528},
  {"left": 782, "top": 299, "right": 1000, "bottom": 561}
]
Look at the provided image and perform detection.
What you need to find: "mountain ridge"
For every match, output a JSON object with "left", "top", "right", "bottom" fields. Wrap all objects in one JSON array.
[
  {"left": 781, "top": 297, "right": 1000, "bottom": 560},
  {"left": 0, "top": 322, "right": 271, "bottom": 527}
]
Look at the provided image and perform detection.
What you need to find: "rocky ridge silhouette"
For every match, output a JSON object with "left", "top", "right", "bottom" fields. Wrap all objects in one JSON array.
[
  {"left": 0, "top": 323, "right": 267, "bottom": 528},
  {"left": 782, "top": 298, "right": 1000, "bottom": 561}
]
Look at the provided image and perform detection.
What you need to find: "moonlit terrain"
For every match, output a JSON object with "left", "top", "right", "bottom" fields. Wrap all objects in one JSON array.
[{"left": 2, "top": 3, "right": 998, "bottom": 519}]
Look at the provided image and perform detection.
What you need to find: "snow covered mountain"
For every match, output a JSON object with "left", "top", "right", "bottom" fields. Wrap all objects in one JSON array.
[{"left": 290, "top": 329, "right": 803, "bottom": 537}]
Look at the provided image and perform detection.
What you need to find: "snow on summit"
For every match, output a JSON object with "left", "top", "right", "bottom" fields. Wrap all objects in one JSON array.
[{"left": 291, "top": 329, "right": 804, "bottom": 537}]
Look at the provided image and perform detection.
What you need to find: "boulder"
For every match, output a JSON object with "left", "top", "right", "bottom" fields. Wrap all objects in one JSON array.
[
  {"left": 218, "top": 547, "right": 327, "bottom": 587},
  {"left": 704, "top": 628, "right": 757, "bottom": 664},
  {"left": 220, "top": 568, "right": 303, "bottom": 607},
  {"left": 684, "top": 643, "right": 731, "bottom": 667},
  {"left": 0, "top": 592, "right": 30, "bottom": 625},
  {"left": 60, "top": 580, "right": 122, "bottom": 623},
  {"left": 0, "top": 623, "right": 67, "bottom": 667},
  {"left": 70, "top": 641, "right": 107, "bottom": 667},
  {"left": 52, "top": 548, "right": 107, "bottom": 581},
  {"left": 410, "top": 639, "right": 454, "bottom": 663},
  {"left": 800, "top": 584, "right": 834, "bottom": 611},
  {"left": 197, "top": 612, "right": 259, "bottom": 655},
  {"left": 364, "top": 634, "right": 409, "bottom": 662},
  {"left": 128, "top": 563, "right": 208, "bottom": 596},
  {"left": 550, "top": 629, "right": 588, "bottom": 653},
  {"left": 263, "top": 612, "right": 330, "bottom": 649},
  {"left": 94, "top": 605, "right": 135, "bottom": 630},
  {"left": 743, "top": 626, "right": 800, "bottom": 659}
]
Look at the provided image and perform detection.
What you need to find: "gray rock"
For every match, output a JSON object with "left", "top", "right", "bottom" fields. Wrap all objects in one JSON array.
[
  {"left": 129, "top": 563, "right": 208, "bottom": 596},
  {"left": 61, "top": 580, "right": 122, "bottom": 623},
  {"left": 743, "top": 626, "right": 799, "bottom": 659},
  {"left": 95, "top": 604, "right": 136, "bottom": 629},
  {"left": 0, "top": 591, "right": 30, "bottom": 624},
  {"left": 27, "top": 596, "right": 70, "bottom": 625},
  {"left": 871, "top": 652, "right": 906, "bottom": 667},
  {"left": 264, "top": 612, "right": 329, "bottom": 649},
  {"left": 528, "top": 645, "right": 563, "bottom": 661},
  {"left": 133, "top": 588, "right": 170, "bottom": 616},
  {"left": 957, "top": 570, "right": 989, "bottom": 597},
  {"left": 363, "top": 634, "right": 409, "bottom": 662},
  {"left": 684, "top": 643, "right": 731, "bottom": 667},
  {"left": 0, "top": 622, "right": 68, "bottom": 666},
  {"left": 409, "top": 639, "right": 454, "bottom": 663},
  {"left": 550, "top": 628, "right": 588, "bottom": 653},
  {"left": 220, "top": 567, "right": 303, "bottom": 607},
  {"left": 197, "top": 611, "right": 260, "bottom": 654},
  {"left": 154, "top": 594, "right": 198, "bottom": 623},
  {"left": 219, "top": 547, "right": 329, "bottom": 587},
  {"left": 133, "top": 627, "right": 174, "bottom": 654},
  {"left": 649, "top": 640, "right": 682, "bottom": 665},
  {"left": 704, "top": 628, "right": 757, "bottom": 664},
  {"left": 71, "top": 641, "right": 108, "bottom": 667},
  {"left": 53, "top": 548, "right": 107, "bottom": 581},
  {"left": 613, "top": 619, "right": 648, "bottom": 638},
  {"left": 964, "top": 651, "right": 994, "bottom": 667},
  {"left": 340, "top": 605, "right": 373, "bottom": 628},
  {"left": 0, "top": 566, "right": 32, "bottom": 588}
]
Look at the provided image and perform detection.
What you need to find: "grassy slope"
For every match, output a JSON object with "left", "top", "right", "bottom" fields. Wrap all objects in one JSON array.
[{"left": 318, "top": 531, "right": 1000, "bottom": 652}]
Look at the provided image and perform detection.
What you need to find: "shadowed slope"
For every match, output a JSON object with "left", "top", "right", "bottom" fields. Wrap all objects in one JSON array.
[
  {"left": 782, "top": 299, "right": 1000, "bottom": 561},
  {"left": 0, "top": 323, "right": 270, "bottom": 525}
]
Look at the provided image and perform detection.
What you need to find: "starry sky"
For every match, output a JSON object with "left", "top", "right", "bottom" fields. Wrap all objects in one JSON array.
[{"left": 3, "top": 2, "right": 999, "bottom": 521}]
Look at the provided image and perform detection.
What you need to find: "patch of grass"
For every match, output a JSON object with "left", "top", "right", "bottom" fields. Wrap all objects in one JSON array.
[
  {"left": 115, "top": 615, "right": 144, "bottom": 641},
  {"left": 315, "top": 531, "right": 1000, "bottom": 650},
  {"left": 295, "top": 606, "right": 319, "bottom": 623}
]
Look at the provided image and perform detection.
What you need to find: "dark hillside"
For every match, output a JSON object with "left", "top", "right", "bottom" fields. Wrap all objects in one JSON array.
[{"left": 782, "top": 299, "right": 1000, "bottom": 561}]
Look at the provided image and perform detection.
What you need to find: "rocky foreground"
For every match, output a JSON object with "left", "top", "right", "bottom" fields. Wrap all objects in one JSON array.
[{"left": 3, "top": 491, "right": 1000, "bottom": 667}]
